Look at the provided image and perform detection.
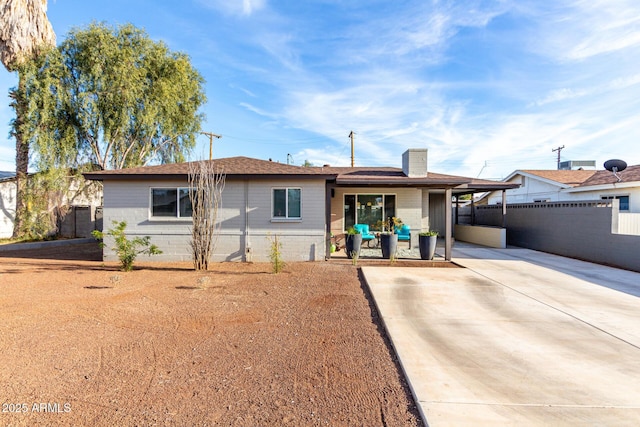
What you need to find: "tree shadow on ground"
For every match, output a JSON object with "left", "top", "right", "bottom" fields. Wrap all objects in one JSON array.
[{"left": 0, "top": 242, "right": 103, "bottom": 261}]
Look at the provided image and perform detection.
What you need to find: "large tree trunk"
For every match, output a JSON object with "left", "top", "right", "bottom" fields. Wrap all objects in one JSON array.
[{"left": 11, "top": 73, "right": 28, "bottom": 238}]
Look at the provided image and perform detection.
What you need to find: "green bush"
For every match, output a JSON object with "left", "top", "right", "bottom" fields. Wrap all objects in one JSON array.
[
  {"left": 268, "top": 234, "right": 285, "bottom": 274},
  {"left": 92, "top": 221, "right": 162, "bottom": 271}
]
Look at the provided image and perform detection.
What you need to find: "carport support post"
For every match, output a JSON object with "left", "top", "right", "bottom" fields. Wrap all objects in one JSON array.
[
  {"left": 445, "top": 188, "right": 452, "bottom": 261},
  {"left": 502, "top": 189, "right": 507, "bottom": 228}
]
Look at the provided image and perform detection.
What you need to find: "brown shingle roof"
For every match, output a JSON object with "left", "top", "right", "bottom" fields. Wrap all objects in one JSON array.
[
  {"left": 332, "top": 167, "right": 470, "bottom": 186},
  {"left": 519, "top": 170, "right": 598, "bottom": 187},
  {"left": 84, "top": 156, "right": 333, "bottom": 180},
  {"left": 577, "top": 165, "right": 640, "bottom": 187},
  {"left": 84, "top": 156, "right": 519, "bottom": 192},
  {"left": 519, "top": 166, "right": 640, "bottom": 188}
]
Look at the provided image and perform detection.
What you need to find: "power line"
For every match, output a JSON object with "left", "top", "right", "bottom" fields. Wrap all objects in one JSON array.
[{"left": 200, "top": 131, "right": 222, "bottom": 160}]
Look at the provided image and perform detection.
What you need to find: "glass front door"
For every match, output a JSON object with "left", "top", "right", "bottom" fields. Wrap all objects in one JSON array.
[{"left": 344, "top": 194, "right": 396, "bottom": 231}]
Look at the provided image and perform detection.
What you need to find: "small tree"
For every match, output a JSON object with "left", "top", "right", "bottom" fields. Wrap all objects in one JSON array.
[
  {"left": 268, "top": 234, "right": 285, "bottom": 274},
  {"left": 188, "top": 160, "right": 225, "bottom": 270},
  {"left": 92, "top": 221, "right": 162, "bottom": 271}
]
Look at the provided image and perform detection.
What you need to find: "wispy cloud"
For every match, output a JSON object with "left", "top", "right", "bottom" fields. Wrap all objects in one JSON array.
[
  {"left": 239, "top": 102, "right": 280, "bottom": 120},
  {"left": 1, "top": 0, "right": 639, "bottom": 178},
  {"left": 196, "top": 0, "right": 266, "bottom": 17},
  {"left": 523, "top": 0, "right": 640, "bottom": 61}
]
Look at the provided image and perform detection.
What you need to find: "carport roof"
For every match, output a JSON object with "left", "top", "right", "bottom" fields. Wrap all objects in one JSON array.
[{"left": 325, "top": 166, "right": 519, "bottom": 192}]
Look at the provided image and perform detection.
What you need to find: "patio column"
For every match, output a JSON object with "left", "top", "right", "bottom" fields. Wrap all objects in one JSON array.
[
  {"left": 455, "top": 195, "right": 459, "bottom": 224},
  {"left": 325, "top": 182, "right": 333, "bottom": 260},
  {"left": 445, "top": 187, "right": 452, "bottom": 261}
]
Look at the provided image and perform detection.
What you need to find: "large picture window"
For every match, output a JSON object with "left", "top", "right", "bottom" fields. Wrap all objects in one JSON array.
[
  {"left": 344, "top": 194, "right": 396, "bottom": 231},
  {"left": 151, "top": 188, "right": 192, "bottom": 218},
  {"left": 273, "top": 188, "right": 301, "bottom": 219}
]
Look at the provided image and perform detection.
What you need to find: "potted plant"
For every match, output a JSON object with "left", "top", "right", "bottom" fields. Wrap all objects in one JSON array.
[
  {"left": 345, "top": 227, "right": 362, "bottom": 259},
  {"left": 380, "top": 217, "right": 402, "bottom": 259},
  {"left": 419, "top": 230, "right": 438, "bottom": 260}
]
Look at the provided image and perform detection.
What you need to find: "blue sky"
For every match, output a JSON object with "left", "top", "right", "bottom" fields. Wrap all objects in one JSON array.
[{"left": 1, "top": 0, "right": 640, "bottom": 179}]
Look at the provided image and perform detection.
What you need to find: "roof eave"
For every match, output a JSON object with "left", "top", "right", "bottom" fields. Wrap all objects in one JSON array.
[{"left": 83, "top": 172, "right": 335, "bottom": 181}]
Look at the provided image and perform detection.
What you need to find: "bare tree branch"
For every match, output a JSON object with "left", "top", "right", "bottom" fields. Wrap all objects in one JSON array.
[{"left": 188, "top": 160, "right": 225, "bottom": 271}]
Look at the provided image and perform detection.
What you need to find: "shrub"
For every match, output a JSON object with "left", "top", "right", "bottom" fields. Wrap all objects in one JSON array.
[
  {"left": 268, "top": 234, "right": 285, "bottom": 274},
  {"left": 92, "top": 221, "right": 162, "bottom": 271}
]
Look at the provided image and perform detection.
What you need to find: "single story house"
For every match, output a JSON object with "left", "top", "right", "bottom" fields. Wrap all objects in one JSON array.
[
  {"left": 84, "top": 149, "right": 518, "bottom": 262},
  {"left": 480, "top": 166, "right": 640, "bottom": 212}
]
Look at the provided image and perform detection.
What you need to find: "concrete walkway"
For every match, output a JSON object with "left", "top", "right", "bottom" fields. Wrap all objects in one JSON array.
[{"left": 362, "top": 246, "right": 640, "bottom": 426}]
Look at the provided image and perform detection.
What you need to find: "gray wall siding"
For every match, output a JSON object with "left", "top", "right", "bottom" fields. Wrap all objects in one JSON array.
[
  {"left": 474, "top": 201, "right": 640, "bottom": 272},
  {"left": 101, "top": 178, "right": 327, "bottom": 263}
]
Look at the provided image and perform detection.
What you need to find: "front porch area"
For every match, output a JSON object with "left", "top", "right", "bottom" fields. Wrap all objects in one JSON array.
[{"left": 329, "top": 237, "right": 448, "bottom": 261}]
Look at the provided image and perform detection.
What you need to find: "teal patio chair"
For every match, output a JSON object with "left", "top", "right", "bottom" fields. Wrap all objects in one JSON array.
[
  {"left": 395, "top": 224, "right": 411, "bottom": 249},
  {"left": 353, "top": 224, "right": 376, "bottom": 246}
]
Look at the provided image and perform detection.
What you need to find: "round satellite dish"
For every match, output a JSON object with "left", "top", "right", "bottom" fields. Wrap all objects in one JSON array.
[{"left": 604, "top": 159, "right": 627, "bottom": 172}]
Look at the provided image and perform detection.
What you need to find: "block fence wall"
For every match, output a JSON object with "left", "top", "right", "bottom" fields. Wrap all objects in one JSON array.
[{"left": 472, "top": 200, "right": 640, "bottom": 273}]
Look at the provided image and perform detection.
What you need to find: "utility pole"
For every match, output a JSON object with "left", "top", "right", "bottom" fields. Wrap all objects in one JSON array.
[
  {"left": 201, "top": 131, "right": 222, "bottom": 160},
  {"left": 552, "top": 145, "right": 565, "bottom": 169},
  {"left": 349, "top": 131, "right": 355, "bottom": 167}
]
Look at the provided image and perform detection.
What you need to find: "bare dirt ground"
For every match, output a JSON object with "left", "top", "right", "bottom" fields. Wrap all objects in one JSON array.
[{"left": 0, "top": 243, "right": 423, "bottom": 426}]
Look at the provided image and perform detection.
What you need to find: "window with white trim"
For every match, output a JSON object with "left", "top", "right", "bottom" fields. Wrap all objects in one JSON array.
[
  {"left": 273, "top": 188, "right": 301, "bottom": 219},
  {"left": 151, "top": 188, "right": 193, "bottom": 218}
]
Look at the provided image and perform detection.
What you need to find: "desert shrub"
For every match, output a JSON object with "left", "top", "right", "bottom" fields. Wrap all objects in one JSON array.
[
  {"left": 268, "top": 234, "right": 285, "bottom": 274},
  {"left": 92, "top": 221, "right": 162, "bottom": 271}
]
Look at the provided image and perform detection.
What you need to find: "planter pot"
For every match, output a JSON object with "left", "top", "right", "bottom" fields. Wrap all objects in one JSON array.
[
  {"left": 380, "top": 233, "right": 398, "bottom": 259},
  {"left": 419, "top": 235, "right": 438, "bottom": 260},
  {"left": 345, "top": 234, "right": 362, "bottom": 259}
]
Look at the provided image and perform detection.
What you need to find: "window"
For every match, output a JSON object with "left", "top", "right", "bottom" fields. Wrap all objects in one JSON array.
[
  {"left": 273, "top": 188, "right": 301, "bottom": 219},
  {"left": 151, "top": 188, "right": 192, "bottom": 218},
  {"left": 344, "top": 194, "right": 396, "bottom": 231},
  {"left": 601, "top": 195, "right": 630, "bottom": 211}
]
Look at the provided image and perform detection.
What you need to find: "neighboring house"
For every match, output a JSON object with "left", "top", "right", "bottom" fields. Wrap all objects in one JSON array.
[
  {"left": 0, "top": 173, "right": 16, "bottom": 238},
  {"left": 0, "top": 172, "right": 102, "bottom": 239},
  {"left": 481, "top": 166, "right": 640, "bottom": 212},
  {"left": 84, "top": 149, "right": 517, "bottom": 263}
]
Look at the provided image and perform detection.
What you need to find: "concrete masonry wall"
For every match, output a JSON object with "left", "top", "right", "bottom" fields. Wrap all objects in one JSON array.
[
  {"left": 473, "top": 200, "right": 640, "bottom": 272},
  {"left": 101, "top": 178, "right": 327, "bottom": 263}
]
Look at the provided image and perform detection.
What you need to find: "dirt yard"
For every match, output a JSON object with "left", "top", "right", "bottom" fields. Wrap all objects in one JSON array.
[{"left": 0, "top": 243, "right": 422, "bottom": 426}]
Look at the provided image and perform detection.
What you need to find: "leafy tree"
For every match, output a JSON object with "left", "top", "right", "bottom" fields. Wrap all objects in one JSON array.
[
  {"left": 1, "top": 0, "right": 56, "bottom": 237},
  {"left": 18, "top": 22, "right": 206, "bottom": 171}
]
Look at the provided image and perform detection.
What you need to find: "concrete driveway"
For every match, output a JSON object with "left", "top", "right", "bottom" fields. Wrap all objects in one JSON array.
[{"left": 362, "top": 246, "right": 640, "bottom": 426}]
